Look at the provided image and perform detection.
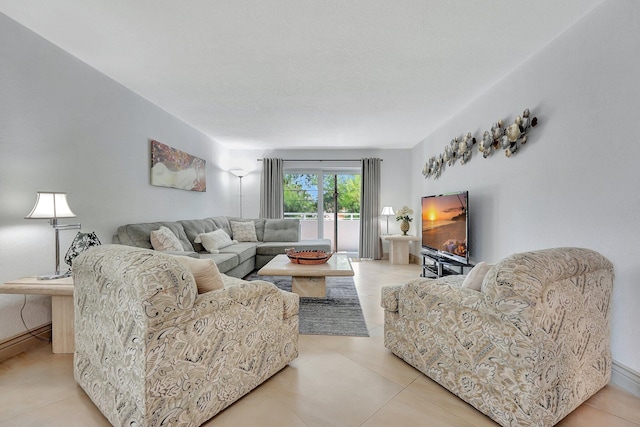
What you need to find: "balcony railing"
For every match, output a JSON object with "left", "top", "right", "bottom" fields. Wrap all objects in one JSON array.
[
  {"left": 284, "top": 212, "right": 360, "bottom": 220},
  {"left": 284, "top": 212, "right": 360, "bottom": 252}
]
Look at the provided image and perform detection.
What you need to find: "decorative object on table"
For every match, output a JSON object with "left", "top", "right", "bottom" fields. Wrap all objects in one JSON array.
[
  {"left": 380, "top": 206, "right": 395, "bottom": 235},
  {"left": 395, "top": 205, "right": 413, "bottom": 235},
  {"left": 285, "top": 248, "right": 333, "bottom": 265},
  {"left": 150, "top": 139, "right": 206, "bottom": 192},
  {"left": 230, "top": 169, "right": 248, "bottom": 217},
  {"left": 25, "top": 192, "right": 81, "bottom": 280},
  {"left": 64, "top": 231, "right": 101, "bottom": 268},
  {"left": 422, "top": 108, "right": 538, "bottom": 179}
]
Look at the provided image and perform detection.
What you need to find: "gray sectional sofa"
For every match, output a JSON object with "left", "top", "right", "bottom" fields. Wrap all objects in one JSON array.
[{"left": 113, "top": 216, "right": 331, "bottom": 278}]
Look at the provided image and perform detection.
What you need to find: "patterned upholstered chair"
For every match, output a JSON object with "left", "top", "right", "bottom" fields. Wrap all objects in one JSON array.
[
  {"left": 381, "top": 247, "right": 614, "bottom": 427},
  {"left": 73, "top": 245, "right": 299, "bottom": 427}
]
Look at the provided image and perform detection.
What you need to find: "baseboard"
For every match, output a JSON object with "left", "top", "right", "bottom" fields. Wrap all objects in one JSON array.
[
  {"left": 611, "top": 360, "right": 640, "bottom": 398},
  {"left": 0, "top": 324, "right": 52, "bottom": 363}
]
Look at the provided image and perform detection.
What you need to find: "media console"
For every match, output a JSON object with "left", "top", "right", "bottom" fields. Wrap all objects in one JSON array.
[{"left": 421, "top": 251, "right": 474, "bottom": 278}]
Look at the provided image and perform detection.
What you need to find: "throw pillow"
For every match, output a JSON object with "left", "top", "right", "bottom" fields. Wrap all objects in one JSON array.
[
  {"left": 194, "top": 229, "right": 236, "bottom": 254},
  {"left": 150, "top": 226, "right": 184, "bottom": 252},
  {"left": 461, "top": 261, "right": 493, "bottom": 291},
  {"left": 170, "top": 255, "right": 224, "bottom": 293},
  {"left": 230, "top": 221, "right": 258, "bottom": 242}
]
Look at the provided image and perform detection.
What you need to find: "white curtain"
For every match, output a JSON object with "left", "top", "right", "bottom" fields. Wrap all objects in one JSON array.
[
  {"left": 259, "top": 158, "right": 284, "bottom": 218},
  {"left": 359, "top": 158, "right": 382, "bottom": 259}
]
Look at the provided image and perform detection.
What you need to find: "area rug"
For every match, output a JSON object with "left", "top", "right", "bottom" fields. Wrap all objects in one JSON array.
[{"left": 243, "top": 272, "right": 369, "bottom": 337}]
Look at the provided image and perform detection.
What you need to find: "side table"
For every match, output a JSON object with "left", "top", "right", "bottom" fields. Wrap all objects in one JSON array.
[
  {"left": 384, "top": 235, "right": 421, "bottom": 264},
  {"left": 0, "top": 276, "right": 74, "bottom": 354}
]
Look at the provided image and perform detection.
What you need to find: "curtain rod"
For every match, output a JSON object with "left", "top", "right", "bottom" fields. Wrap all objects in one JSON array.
[{"left": 257, "top": 158, "right": 382, "bottom": 162}]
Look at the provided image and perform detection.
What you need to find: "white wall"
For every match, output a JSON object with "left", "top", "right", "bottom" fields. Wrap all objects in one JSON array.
[
  {"left": 410, "top": 0, "right": 640, "bottom": 372},
  {"left": 0, "top": 14, "right": 233, "bottom": 340}
]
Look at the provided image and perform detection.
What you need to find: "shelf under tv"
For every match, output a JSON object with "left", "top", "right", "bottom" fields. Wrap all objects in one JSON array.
[{"left": 421, "top": 251, "right": 473, "bottom": 278}]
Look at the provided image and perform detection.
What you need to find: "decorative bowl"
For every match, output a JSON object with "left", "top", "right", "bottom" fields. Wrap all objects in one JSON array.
[{"left": 285, "top": 249, "right": 333, "bottom": 265}]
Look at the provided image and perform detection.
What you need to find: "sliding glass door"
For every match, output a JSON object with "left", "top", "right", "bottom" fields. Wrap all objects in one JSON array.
[{"left": 283, "top": 171, "right": 360, "bottom": 254}]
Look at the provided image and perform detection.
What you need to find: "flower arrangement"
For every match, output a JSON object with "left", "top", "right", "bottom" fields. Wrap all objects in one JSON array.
[{"left": 395, "top": 206, "right": 413, "bottom": 222}]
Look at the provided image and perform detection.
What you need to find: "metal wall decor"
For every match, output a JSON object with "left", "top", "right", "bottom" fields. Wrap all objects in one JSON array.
[
  {"left": 422, "top": 108, "right": 538, "bottom": 179},
  {"left": 422, "top": 132, "right": 476, "bottom": 179},
  {"left": 479, "top": 108, "right": 538, "bottom": 158}
]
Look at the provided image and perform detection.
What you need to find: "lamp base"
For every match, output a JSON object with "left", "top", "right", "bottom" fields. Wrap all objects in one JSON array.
[{"left": 37, "top": 270, "right": 72, "bottom": 280}]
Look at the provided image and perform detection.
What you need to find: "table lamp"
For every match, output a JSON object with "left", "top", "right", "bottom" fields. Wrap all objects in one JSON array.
[
  {"left": 380, "top": 206, "right": 395, "bottom": 235},
  {"left": 25, "top": 192, "right": 81, "bottom": 280}
]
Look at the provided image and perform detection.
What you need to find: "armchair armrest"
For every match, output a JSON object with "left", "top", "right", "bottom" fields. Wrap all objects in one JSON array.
[
  {"left": 194, "top": 279, "right": 299, "bottom": 321},
  {"left": 382, "top": 275, "right": 474, "bottom": 313}
]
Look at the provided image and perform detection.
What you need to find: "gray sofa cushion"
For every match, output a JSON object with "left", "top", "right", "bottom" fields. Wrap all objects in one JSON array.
[
  {"left": 116, "top": 222, "right": 194, "bottom": 252},
  {"left": 179, "top": 218, "right": 218, "bottom": 252},
  {"left": 198, "top": 252, "right": 238, "bottom": 273},
  {"left": 263, "top": 219, "right": 300, "bottom": 242},
  {"left": 219, "top": 242, "right": 258, "bottom": 265},
  {"left": 209, "top": 216, "right": 232, "bottom": 238}
]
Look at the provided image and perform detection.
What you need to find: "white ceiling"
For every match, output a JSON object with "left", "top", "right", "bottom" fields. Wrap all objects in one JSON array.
[{"left": 1, "top": 0, "right": 603, "bottom": 150}]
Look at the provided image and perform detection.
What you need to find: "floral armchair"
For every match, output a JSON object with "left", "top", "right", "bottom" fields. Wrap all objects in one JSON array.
[
  {"left": 73, "top": 245, "right": 299, "bottom": 427},
  {"left": 381, "top": 247, "right": 614, "bottom": 427}
]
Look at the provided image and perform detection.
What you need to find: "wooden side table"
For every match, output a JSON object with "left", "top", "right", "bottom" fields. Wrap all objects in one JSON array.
[
  {"left": 0, "top": 276, "right": 74, "bottom": 354},
  {"left": 384, "top": 235, "right": 421, "bottom": 265}
]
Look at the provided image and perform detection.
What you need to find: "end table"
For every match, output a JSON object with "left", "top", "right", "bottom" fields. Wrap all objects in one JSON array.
[
  {"left": 0, "top": 276, "right": 74, "bottom": 353},
  {"left": 384, "top": 235, "right": 421, "bottom": 264}
]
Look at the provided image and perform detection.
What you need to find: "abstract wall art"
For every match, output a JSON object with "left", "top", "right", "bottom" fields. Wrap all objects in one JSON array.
[{"left": 150, "top": 140, "right": 206, "bottom": 192}]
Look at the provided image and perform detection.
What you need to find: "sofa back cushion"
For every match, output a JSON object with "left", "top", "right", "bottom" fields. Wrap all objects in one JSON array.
[
  {"left": 179, "top": 218, "right": 218, "bottom": 252},
  {"left": 116, "top": 222, "right": 194, "bottom": 251},
  {"left": 209, "top": 216, "right": 232, "bottom": 238},
  {"left": 263, "top": 219, "right": 300, "bottom": 242}
]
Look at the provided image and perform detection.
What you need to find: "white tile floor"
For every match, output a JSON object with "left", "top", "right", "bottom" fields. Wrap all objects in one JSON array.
[{"left": 0, "top": 260, "right": 638, "bottom": 426}]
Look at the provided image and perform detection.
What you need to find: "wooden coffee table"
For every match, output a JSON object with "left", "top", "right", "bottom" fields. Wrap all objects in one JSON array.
[
  {"left": 0, "top": 276, "right": 74, "bottom": 353},
  {"left": 258, "top": 254, "right": 354, "bottom": 298}
]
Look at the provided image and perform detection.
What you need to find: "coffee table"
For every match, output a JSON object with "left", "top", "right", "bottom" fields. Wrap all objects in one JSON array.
[{"left": 257, "top": 254, "right": 354, "bottom": 298}]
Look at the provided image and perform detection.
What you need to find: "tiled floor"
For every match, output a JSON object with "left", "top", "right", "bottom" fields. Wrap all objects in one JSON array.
[{"left": 0, "top": 260, "right": 638, "bottom": 426}]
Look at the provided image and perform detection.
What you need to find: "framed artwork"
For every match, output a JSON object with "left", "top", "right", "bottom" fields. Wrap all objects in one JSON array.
[{"left": 150, "top": 140, "right": 206, "bottom": 192}]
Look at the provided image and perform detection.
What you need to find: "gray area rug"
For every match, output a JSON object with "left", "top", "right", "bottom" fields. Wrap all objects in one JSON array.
[{"left": 243, "top": 272, "right": 369, "bottom": 337}]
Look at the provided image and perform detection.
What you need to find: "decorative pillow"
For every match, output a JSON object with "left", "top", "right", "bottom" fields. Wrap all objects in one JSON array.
[
  {"left": 171, "top": 255, "right": 224, "bottom": 293},
  {"left": 194, "top": 229, "right": 236, "bottom": 254},
  {"left": 230, "top": 221, "right": 258, "bottom": 242},
  {"left": 461, "top": 261, "right": 493, "bottom": 291},
  {"left": 150, "top": 226, "right": 183, "bottom": 252}
]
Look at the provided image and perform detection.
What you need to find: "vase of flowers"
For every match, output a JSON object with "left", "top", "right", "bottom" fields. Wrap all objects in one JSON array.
[{"left": 396, "top": 205, "right": 413, "bottom": 235}]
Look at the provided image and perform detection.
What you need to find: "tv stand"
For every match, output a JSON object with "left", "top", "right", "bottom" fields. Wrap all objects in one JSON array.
[{"left": 421, "top": 251, "right": 473, "bottom": 278}]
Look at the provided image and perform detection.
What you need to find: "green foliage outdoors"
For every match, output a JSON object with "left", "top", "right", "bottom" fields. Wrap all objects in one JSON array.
[{"left": 284, "top": 173, "right": 361, "bottom": 215}]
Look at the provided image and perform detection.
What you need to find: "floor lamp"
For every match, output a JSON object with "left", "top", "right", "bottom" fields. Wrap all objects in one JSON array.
[
  {"left": 25, "top": 192, "right": 81, "bottom": 280},
  {"left": 230, "top": 169, "right": 248, "bottom": 218},
  {"left": 380, "top": 206, "right": 395, "bottom": 235}
]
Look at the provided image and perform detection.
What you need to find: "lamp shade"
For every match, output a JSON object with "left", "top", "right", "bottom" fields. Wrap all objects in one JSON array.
[
  {"left": 25, "top": 192, "right": 77, "bottom": 219},
  {"left": 230, "top": 169, "right": 248, "bottom": 178},
  {"left": 380, "top": 206, "right": 395, "bottom": 216}
]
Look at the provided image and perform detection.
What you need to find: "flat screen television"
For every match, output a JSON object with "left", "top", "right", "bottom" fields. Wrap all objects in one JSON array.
[{"left": 421, "top": 191, "right": 469, "bottom": 263}]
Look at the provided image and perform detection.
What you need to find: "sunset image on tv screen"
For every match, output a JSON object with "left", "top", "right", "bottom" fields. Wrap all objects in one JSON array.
[{"left": 422, "top": 192, "right": 467, "bottom": 258}]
